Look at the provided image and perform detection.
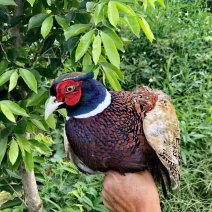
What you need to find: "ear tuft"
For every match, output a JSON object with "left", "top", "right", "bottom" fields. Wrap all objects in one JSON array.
[{"left": 73, "top": 72, "right": 94, "bottom": 82}]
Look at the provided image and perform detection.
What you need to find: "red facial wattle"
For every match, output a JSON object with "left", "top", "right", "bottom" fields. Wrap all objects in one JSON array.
[{"left": 56, "top": 80, "right": 83, "bottom": 106}]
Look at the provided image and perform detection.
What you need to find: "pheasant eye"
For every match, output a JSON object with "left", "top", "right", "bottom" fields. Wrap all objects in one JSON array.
[{"left": 66, "top": 85, "right": 75, "bottom": 93}]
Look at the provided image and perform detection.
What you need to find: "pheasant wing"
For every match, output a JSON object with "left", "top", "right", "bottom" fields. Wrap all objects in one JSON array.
[{"left": 134, "top": 87, "right": 180, "bottom": 190}]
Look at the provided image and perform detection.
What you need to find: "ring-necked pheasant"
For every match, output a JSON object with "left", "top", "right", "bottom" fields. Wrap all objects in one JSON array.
[{"left": 45, "top": 72, "right": 180, "bottom": 195}]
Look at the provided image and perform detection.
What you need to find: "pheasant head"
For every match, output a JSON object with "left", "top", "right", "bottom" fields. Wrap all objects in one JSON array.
[{"left": 45, "top": 72, "right": 111, "bottom": 119}]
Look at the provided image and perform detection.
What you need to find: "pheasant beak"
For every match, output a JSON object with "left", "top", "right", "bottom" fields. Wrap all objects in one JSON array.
[{"left": 45, "top": 96, "right": 64, "bottom": 120}]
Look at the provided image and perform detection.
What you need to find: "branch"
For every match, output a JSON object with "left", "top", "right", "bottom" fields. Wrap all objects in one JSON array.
[
  {"left": 3, "top": 177, "right": 28, "bottom": 210},
  {"left": 8, "top": 0, "right": 23, "bottom": 47}
]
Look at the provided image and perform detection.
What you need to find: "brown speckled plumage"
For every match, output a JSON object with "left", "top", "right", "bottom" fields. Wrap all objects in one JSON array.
[{"left": 66, "top": 91, "right": 154, "bottom": 173}]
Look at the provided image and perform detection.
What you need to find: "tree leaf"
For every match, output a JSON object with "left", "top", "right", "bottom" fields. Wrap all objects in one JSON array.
[
  {"left": 41, "top": 16, "right": 53, "bottom": 38},
  {"left": 101, "top": 32, "right": 120, "bottom": 68},
  {"left": 114, "top": 0, "right": 136, "bottom": 3},
  {"left": 64, "top": 24, "right": 90, "bottom": 40},
  {"left": 45, "top": 113, "right": 56, "bottom": 130},
  {"left": 156, "top": 0, "right": 165, "bottom": 8},
  {"left": 16, "top": 134, "right": 31, "bottom": 153},
  {"left": 28, "top": 14, "right": 49, "bottom": 31},
  {"left": 92, "top": 35, "right": 101, "bottom": 65},
  {"left": 100, "top": 62, "right": 124, "bottom": 81},
  {"left": 94, "top": 67, "right": 99, "bottom": 79},
  {"left": 108, "top": 1, "right": 119, "bottom": 27},
  {"left": 137, "top": 18, "right": 154, "bottom": 43},
  {"left": 101, "top": 27, "right": 124, "bottom": 52},
  {"left": 94, "top": 3, "right": 105, "bottom": 25},
  {"left": 102, "top": 66, "right": 121, "bottom": 91},
  {"left": 19, "top": 69, "right": 37, "bottom": 93},
  {"left": 23, "top": 151, "right": 34, "bottom": 173},
  {"left": 31, "top": 119, "right": 47, "bottom": 131},
  {"left": 8, "top": 71, "right": 19, "bottom": 92},
  {"left": 0, "top": 70, "right": 15, "bottom": 86},
  {"left": 27, "top": 0, "right": 35, "bottom": 7},
  {"left": 27, "top": 88, "right": 47, "bottom": 107},
  {"left": 34, "top": 156, "right": 45, "bottom": 164},
  {"left": 29, "top": 139, "right": 52, "bottom": 154},
  {"left": 58, "top": 109, "right": 67, "bottom": 117},
  {"left": 0, "top": 103, "right": 16, "bottom": 123},
  {"left": 0, "top": 137, "right": 7, "bottom": 165},
  {"left": 125, "top": 16, "right": 140, "bottom": 37},
  {"left": 143, "top": 0, "right": 147, "bottom": 11},
  {"left": 0, "top": 0, "right": 17, "bottom": 6},
  {"left": 9, "top": 140, "right": 19, "bottom": 165},
  {"left": 114, "top": 2, "right": 135, "bottom": 16},
  {"left": 83, "top": 53, "right": 92, "bottom": 70},
  {"left": 0, "top": 100, "right": 29, "bottom": 117},
  {"left": 75, "top": 30, "right": 94, "bottom": 62},
  {"left": 148, "top": 0, "right": 155, "bottom": 9},
  {"left": 86, "top": 2, "right": 95, "bottom": 12},
  {"left": 0, "top": 59, "right": 8, "bottom": 75},
  {"left": 0, "top": 198, "right": 22, "bottom": 210},
  {"left": 14, "top": 120, "right": 27, "bottom": 134},
  {"left": 55, "top": 15, "right": 68, "bottom": 30}
]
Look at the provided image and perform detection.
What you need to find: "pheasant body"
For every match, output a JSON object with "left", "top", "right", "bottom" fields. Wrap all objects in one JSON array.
[
  {"left": 65, "top": 91, "right": 154, "bottom": 173},
  {"left": 45, "top": 72, "right": 180, "bottom": 193}
]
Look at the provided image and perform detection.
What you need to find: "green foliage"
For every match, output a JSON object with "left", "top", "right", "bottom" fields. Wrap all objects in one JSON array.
[{"left": 0, "top": 0, "right": 211, "bottom": 211}]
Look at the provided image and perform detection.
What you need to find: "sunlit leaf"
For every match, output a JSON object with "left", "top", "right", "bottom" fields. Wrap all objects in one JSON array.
[
  {"left": 83, "top": 53, "right": 92, "bottom": 70},
  {"left": 148, "top": 0, "right": 155, "bottom": 9},
  {"left": 19, "top": 69, "right": 37, "bottom": 93},
  {"left": 28, "top": 14, "right": 49, "bottom": 30},
  {"left": 9, "top": 140, "right": 19, "bottom": 165},
  {"left": 102, "top": 65, "right": 121, "bottom": 91},
  {"left": 45, "top": 113, "right": 56, "bottom": 130},
  {"left": 41, "top": 16, "right": 53, "bottom": 38},
  {"left": 27, "top": 0, "right": 35, "bottom": 7},
  {"left": 100, "top": 62, "right": 124, "bottom": 82},
  {"left": 64, "top": 24, "right": 90, "bottom": 40},
  {"left": 29, "top": 139, "right": 52, "bottom": 154},
  {"left": 55, "top": 15, "right": 68, "bottom": 30},
  {"left": 23, "top": 152, "right": 34, "bottom": 172},
  {"left": 101, "top": 27, "right": 124, "bottom": 52},
  {"left": 156, "top": 0, "right": 165, "bottom": 8},
  {"left": 137, "top": 18, "right": 154, "bottom": 42},
  {"left": 86, "top": 2, "right": 95, "bottom": 12},
  {"left": 0, "top": 103, "right": 16, "bottom": 123},
  {"left": 114, "top": 2, "right": 135, "bottom": 16},
  {"left": 94, "top": 3, "right": 105, "bottom": 25},
  {"left": 0, "top": 0, "right": 17, "bottom": 6},
  {"left": 0, "top": 70, "right": 15, "bottom": 86},
  {"left": 9, "top": 71, "right": 19, "bottom": 92},
  {"left": 0, "top": 100, "right": 29, "bottom": 117},
  {"left": 143, "top": 0, "right": 147, "bottom": 11},
  {"left": 125, "top": 16, "right": 140, "bottom": 38},
  {"left": 16, "top": 134, "right": 31, "bottom": 153},
  {"left": 75, "top": 30, "right": 94, "bottom": 62},
  {"left": 108, "top": 1, "right": 119, "bottom": 27},
  {"left": 101, "top": 32, "right": 120, "bottom": 68},
  {"left": 92, "top": 35, "right": 101, "bottom": 65},
  {"left": 31, "top": 119, "right": 47, "bottom": 131}
]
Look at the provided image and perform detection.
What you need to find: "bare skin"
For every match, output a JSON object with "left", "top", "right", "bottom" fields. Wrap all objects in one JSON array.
[{"left": 102, "top": 170, "right": 161, "bottom": 212}]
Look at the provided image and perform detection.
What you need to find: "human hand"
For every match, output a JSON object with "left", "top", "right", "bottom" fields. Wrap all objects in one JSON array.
[{"left": 102, "top": 170, "right": 161, "bottom": 212}]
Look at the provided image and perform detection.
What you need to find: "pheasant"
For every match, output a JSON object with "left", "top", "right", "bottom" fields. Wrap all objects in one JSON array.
[{"left": 45, "top": 72, "right": 180, "bottom": 195}]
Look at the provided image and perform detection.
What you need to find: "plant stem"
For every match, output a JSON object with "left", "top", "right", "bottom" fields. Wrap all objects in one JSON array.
[{"left": 3, "top": 177, "right": 28, "bottom": 210}]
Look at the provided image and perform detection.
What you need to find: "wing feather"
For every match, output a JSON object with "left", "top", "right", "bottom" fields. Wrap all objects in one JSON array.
[{"left": 142, "top": 90, "right": 180, "bottom": 190}]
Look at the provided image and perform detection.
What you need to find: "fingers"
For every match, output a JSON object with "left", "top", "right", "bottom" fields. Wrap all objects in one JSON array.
[{"left": 102, "top": 188, "right": 127, "bottom": 212}]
